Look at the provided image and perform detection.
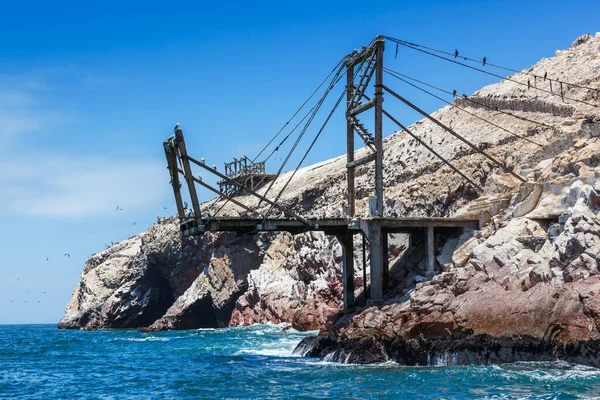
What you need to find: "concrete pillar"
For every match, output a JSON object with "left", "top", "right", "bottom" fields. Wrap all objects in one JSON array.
[
  {"left": 367, "top": 221, "right": 384, "bottom": 304},
  {"left": 337, "top": 234, "right": 355, "bottom": 312},
  {"left": 426, "top": 225, "right": 435, "bottom": 275}
]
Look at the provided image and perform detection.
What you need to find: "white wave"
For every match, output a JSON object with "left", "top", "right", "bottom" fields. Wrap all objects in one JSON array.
[
  {"left": 493, "top": 361, "right": 600, "bottom": 382},
  {"left": 113, "top": 336, "right": 169, "bottom": 342},
  {"left": 236, "top": 348, "right": 298, "bottom": 357}
]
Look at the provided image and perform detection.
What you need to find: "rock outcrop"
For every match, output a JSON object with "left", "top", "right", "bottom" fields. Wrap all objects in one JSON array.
[{"left": 61, "top": 32, "right": 600, "bottom": 367}]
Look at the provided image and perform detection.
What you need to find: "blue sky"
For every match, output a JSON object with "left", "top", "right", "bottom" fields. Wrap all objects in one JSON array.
[{"left": 1, "top": 0, "right": 599, "bottom": 324}]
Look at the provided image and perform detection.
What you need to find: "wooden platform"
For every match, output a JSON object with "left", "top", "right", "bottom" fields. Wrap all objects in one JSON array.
[{"left": 180, "top": 216, "right": 479, "bottom": 237}]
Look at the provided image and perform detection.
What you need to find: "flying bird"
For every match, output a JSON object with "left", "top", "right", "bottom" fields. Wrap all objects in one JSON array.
[
  {"left": 133, "top": 222, "right": 136, "bottom": 225},
  {"left": 64, "top": 253, "right": 70, "bottom": 257},
  {"left": 46, "top": 257, "right": 49, "bottom": 261},
  {"left": 115, "top": 206, "right": 123, "bottom": 211},
  {"left": 483, "top": 57, "right": 486, "bottom": 66},
  {"left": 163, "top": 206, "right": 168, "bottom": 210}
]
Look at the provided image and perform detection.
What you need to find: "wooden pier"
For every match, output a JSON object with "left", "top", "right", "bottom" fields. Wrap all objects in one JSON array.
[{"left": 163, "top": 35, "right": 483, "bottom": 312}]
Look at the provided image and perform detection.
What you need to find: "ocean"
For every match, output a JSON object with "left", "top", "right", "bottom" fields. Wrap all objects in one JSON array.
[{"left": 1, "top": 324, "right": 600, "bottom": 399}]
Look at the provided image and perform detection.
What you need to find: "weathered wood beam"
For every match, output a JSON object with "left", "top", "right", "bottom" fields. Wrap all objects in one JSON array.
[
  {"left": 347, "top": 98, "right": 376, "bottom": 117},
  {"left": 185, "top": 154, "right": 313, "bottom": 227},
  {"left": 163, "top": 139, "right": 187, "bottom": 220},
  {"left": 346, "top": 152, "right": 376, "bottom": 168}
]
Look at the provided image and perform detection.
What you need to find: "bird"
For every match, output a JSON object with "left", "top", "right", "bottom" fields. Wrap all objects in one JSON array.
[
  {"left": 544, "top": 71, "right": 548, "bottom": 80},
  {"left": 16, "top": 277, "right": 19, "bottom": 280},
  {"left": 174, "top": 122, "right": 180, "bottom": 132},
  {"left": 183, "top": 201, "right": 189, "bottom": 209},
  {"left": 133, "top": 222, "right": 136, "bottom": 226},
  {"left": 46, "top": 257, "right": 49, "bottom": 261},
  {"left": 454, "top": 49, "right": 459, "bottom": 58},
  {"left": 528, "top": 80, "right": 531, "bottom": 90},
  {"left": 37, "top": 301, "right": 40, "bottom": 303},
  {"left": 163, "top": 206, "right": 168, "bottom": 210},
  {"left": 10, "top": 300, "right": 13, "bottom": 303},
  {"left": 483, "top": 57, "right": 487, "bottom": 66},
  {"left": 452, "top": 89, "right": 457, "bottom": 97},
  {"left": 43, "top": 292, "right": 46, "bottom": 294},
  {"left": 64, "top": 253, "right": 70, "bottom": 257},
  {"left": 115, "top": 206, "right": 123, "bottom": 211}
]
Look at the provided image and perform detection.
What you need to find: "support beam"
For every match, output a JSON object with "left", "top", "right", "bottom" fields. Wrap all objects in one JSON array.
[
  {"left": 346, "top": 152, "right": 376, "bottom": 168},
  {"left": 383, "top": 232, "right": 389, "bottom": 287},
  {"left": 426, "top": 225, "right": 435, "bottom": 276},
  {"left": 176, "top": 168, "right": 256, "bottom": 215},
  {"left": 174, "top": 129, "right": 202, "bottom": 224},
  {"left": 364, "top": 220, "right": 383, "bottom": 304},
  {"left": 163, "top": 140, "right": 186, "bottom": 220},
  {"left": 337, "top": 234, "right": 355, "bottom": 312},
  {"left": 346, "top": 64, "right": 356, "bottom": 217},
  {"left": 347, "top": 98, "right": 376, "bottom": 117},
  {"left": 374, "top": 36, "right": 385, "bottom": 217}
]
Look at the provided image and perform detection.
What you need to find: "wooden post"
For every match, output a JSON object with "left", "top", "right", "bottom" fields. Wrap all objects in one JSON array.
[
  {"left": 346, "top": 61, "right": 356, "bottom": 217},
  {"left": 367, "top": 220, "right": 383, "bottom": 304},
  {"left": 426, "top": 224, "right": 435, "bottom": 276},
  {"left": 382, "top": 232, "right": 389, "bottom": 288},
  {"left": 164, "top": 140, "right": 186, "bottom": 220},
  {"left": 174, "top": 129, "right": 202, "bottom": 224},
  {"left": 337, "top": 234, "right": 355, "bottom": 312},
  {"left": 374, "top": 36, "right": 385, "bottom": 217}
]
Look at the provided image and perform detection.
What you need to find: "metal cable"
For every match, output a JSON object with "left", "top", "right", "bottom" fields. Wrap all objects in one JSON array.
[
  {"left": 383, "top": 68, "right": 543, "bottom": 147},
  {"left": 386, "top": 37, "right": 598, "bottom": 108},
  {"left": 383, "top": 68, "right": 556, "bottom": 130},
  {"left": 384, "top": 36, "right": 600, "bottom": 93}
]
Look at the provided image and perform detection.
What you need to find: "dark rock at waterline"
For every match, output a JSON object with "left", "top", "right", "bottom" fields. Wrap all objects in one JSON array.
[
  {"left": 295, "top": 334, "right": 600, "bottom": 368},
  {"left": 294, "top": 335, "right": 389, "bottom": 364}
]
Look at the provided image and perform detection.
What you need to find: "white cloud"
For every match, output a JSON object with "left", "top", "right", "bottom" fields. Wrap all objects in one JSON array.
[
  {"left": 0, "top": 70, "right": 169, "bottom": 218},
  {"left": 0, "top": 155, "right": 170, "bottom": 218}
]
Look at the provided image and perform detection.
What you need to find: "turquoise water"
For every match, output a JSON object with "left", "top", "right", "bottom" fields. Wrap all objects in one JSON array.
[{"left": 2, "top": 325, "right": 600, "bottom": 399}]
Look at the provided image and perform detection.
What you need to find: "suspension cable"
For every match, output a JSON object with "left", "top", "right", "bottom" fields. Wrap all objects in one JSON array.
[
  {"left": 383, "top": 68, "right": 543, "bottom": 147},
  {"left": 385, "top": 37, "right": 598, "bottom": 108},
  {"left": 262, "top": 85, "right": 349, "bottom": 220},
  {"left": 208, "top": 57, "right": 346, "bottom": 218},
  {"left": 383, "top": 68, "right": 556, "bottom": 130},
  {"left": 384, "top": 36, "right": 600, "bottom": 93}
]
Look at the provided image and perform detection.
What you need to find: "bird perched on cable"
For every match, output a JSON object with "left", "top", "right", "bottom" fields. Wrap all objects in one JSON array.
[
  {"left": 483, "top": 57, "right": 487, "bottom": 66},
  {"left": 454, "top": 49, "right": 459, "bottom": 58},
  {"left": 453, "top": 89, "right": 457, "bottom": 97},
  {"left": 174, "top": 122, "right": 180, "bottom": 132},
  {"left": 544, "top": 72, "right": 548, "bottom": 80}
]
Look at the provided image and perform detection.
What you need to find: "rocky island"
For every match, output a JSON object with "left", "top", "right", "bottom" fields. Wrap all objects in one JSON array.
[{"left": 60, "top": 33, "right": 600, "bottom": 367}]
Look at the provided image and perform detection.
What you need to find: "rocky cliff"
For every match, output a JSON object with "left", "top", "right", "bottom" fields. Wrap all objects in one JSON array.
[{"left": 60, "top": 33, "right": 600, "bottom": 366}]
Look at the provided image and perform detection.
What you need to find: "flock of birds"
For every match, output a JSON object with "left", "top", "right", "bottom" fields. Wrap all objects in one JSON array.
[{"left": 9, "top": 203, "right": 173, "bottom": 305}]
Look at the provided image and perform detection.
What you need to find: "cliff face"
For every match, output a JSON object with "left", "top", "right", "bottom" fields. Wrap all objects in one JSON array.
[{"left": 61, "top": 33, "right": 600, "bottom": 365}]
